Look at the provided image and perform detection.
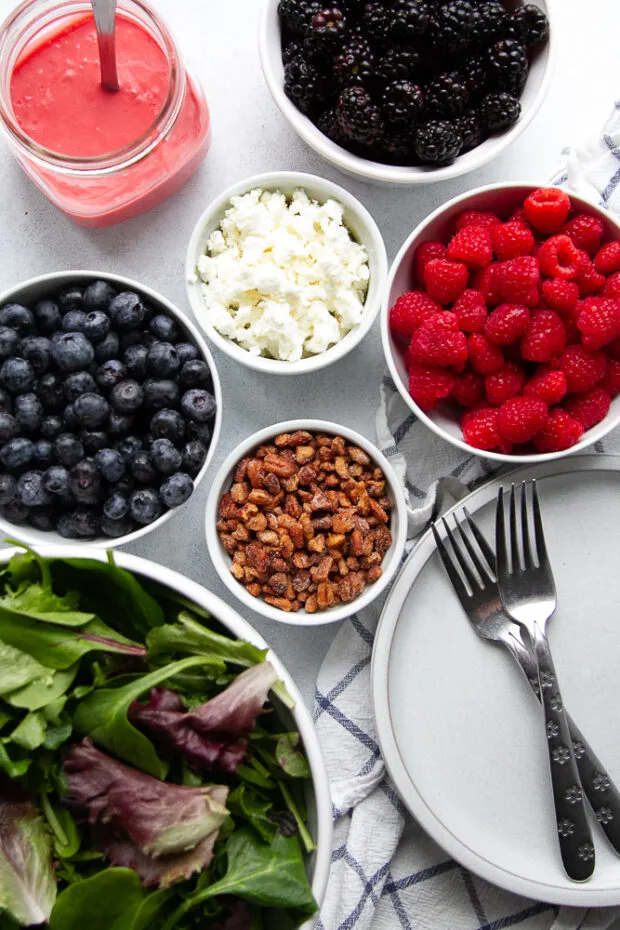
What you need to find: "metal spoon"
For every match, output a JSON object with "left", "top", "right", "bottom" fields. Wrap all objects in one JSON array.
[{"left": 92, "top": 0, "right": 119, "bottom": 92}]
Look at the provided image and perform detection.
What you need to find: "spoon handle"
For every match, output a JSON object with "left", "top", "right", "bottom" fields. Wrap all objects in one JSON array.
[{"left": 92, "top": 0, "right": 119, "bottom": 92}]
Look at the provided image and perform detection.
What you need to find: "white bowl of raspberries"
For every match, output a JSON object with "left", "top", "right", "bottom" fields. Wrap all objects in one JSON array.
[
  {"left": 383, "top": 183, "right": 620, "bottom": 462},
  {"left": 0, "top": 271, "right": 221, "bottom": 545}
]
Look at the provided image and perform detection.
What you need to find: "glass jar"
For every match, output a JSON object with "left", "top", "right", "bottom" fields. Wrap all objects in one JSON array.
[{"left": 0, "top": 0, "right": 211, "bottom": 226}]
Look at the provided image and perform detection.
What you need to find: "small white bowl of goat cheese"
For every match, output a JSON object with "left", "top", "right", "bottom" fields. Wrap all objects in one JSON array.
[{"left": 185, "top": 171, "right": 388, "bottom": 374}]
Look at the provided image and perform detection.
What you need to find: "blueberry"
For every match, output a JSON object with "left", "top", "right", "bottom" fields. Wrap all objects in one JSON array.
[
  {"left": 94, "top": 331, "right": 120, "bottom": 363},
  {"left": 36, "top": 373, "right": 65, "bottom": 410},
  {"left": 0, "top": 390, "right": 12, "bottom": 415},
  {"left": 70, "top": 458, "right": 102, "bottom": 504},
  {"left": 96, "top": 359, "right": 126, "bottom": 392},
  {"left": 63, "top": 310, "right": 87, "bottom": 333},
  {"left": 42, "top": 464, "right": 71, "bottom": 498},
  {"left": 32, "top": 439, "right": 54, "bottom": 468},
  {"left": 1, "top": 500, "right": 28, "bottom": 524},
  {"left": 130, "top": 487, "right": 162, "bottom": 525},
  {"left": 143, "top": 378, "right": 179, "bottom": 410},
  {"left": 57, "top": 509, "right": 100, "bottom": 538},
  {"left": 110, "top": 379, "right": 144, "bottom": 414},
  {"left": 17, "top": 470, "right": 51, "bottom": 507},
  {"left": 186, "top": 421, "right": 212, "bottom": 446},
  {"left": 0, "top": 474, "right": 17, "bottom": 506},
  {"left": 147, "top": 342, "right": 180, "bottom": 377},
  {"left": 115, "top": 436, "right": 142, "bottom": 463},
  {"left": 107, "top": 410, "right": 134, "bottom": 437},
  {"left": 52, "top": 332, "right": 95, "bottom": 372},
  {"left": 0, "top": 413, "right": 18, "bottom": 442},
  {"left": 103, "top": 490, "right": 130, "bottom": 520},
  {"left": 115, "top": 473, "right": 135, "bottom": 495},
  {"left": 39, "top": 414, "right": 63, "bottom": 440},
  {"left": 57, "top": 287, "right": 84, "bottom": 313},
  {"left": 95, "top": 448, "right": 125, "bottom": 483},
  {"left": 34, "top": 300, "right": 62, "bottom": 334},
  {"left": 108, "top": 292, "right": 145, "bottom": 330},
  {"left": 28, "top": 507, "right": 56, "bottom": 531},
  {"left": 83, "top": 280, "right": 116, "bottom": 313},
  {"left": 0, "top": 303, "right": 35, "bottom": 335},
  {"left": 118, "top": 331, "right": 144, "bottom": 352},
  {"left": 149, "top": 438, "right": 182, "bottom": 475},
  {"left": 178, "top": 359, "right": 212, "bottom": 389},
  {"left": 14, "top": 393, "right": 43, "bottom": 433},
  {"left": 159, "top": 472, "right": 193, "bottom": 508},
  {"left": 130, "top": 450, "right": 157, "bottom": 484},
  {"left": 101, "top": 513, "right": 135, "bottom": 538},
  {"left": 182, "top": 439, "right": 207, "bottom": 477},
  {"left": 0, "top": 327, "right": 20, "bottom": 360},
  {"left": 54, "top": 433, "right": 84, "bottom": 468},
  {"left": 63, "top": 403, "right": 80, "bottom": 431},
  {"left": 64, "top": 371, "right": 97, "bottom": 401},
  {"left": 0, "top": 357, "right": 35, "bottom": 394},
  {"left": 74, "top": 393, "right": 110, "bottom": 429},
  {"left": 175, "top": 342, "right": 200, "bottom": 365},
  {"left": 0, "top": 437, "right": 33, "bottom": 470},
  {"left": 150, "top": 409, "right": 185, "bottom": 444},
  {"left": 19, "top": 336, "right": 53, "bottom": 376},
  {"left": 80, "top": 430, "right": 109, "bottom": 455},
  {"left": 83, "top": 311, "right": 110, "bottom": 343},
  {"left": 123, "top": 344, "right": 148, "bottom": 379},
  {"left": 149, "top": 314, "right": 179, "bottom": 342},
  {"left": 181, "top": 389, "right": 216, "bottom": 423}
]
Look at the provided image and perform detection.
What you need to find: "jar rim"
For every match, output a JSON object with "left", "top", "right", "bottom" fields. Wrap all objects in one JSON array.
[{"left": 0, "top": 0, "right": 185, "bottom": 172}]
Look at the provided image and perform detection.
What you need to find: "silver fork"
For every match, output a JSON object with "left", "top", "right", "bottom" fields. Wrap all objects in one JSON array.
[
  {"left": 495, "top": 480, "right": 594, "bottom": 881},
  {"left": 432, "top": 510, "right": 620, "bottom": 861}
]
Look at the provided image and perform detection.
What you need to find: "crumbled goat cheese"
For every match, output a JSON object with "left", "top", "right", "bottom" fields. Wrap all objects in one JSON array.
[{"left": 194, "top": 188, "right": 370, "bottom": 362}]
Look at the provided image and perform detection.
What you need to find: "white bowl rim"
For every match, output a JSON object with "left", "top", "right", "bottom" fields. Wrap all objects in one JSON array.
[
  {"left": 0, "top": 543, "right": 333, "bottom": 921},
  {"left": 205, "top": 417, "right": 408, "bottom": 625},
  {"left": 258, "top": 0, "right": 558, "bottom": 185},
  {"left": 381, "top": 181, "right": 620, "bottom": 464},
  {"left": 185, "top": 170, "right": 388, "bottom": 375},
  {"left": 0, "top": 270, "right": 223, "bottom": 547}
]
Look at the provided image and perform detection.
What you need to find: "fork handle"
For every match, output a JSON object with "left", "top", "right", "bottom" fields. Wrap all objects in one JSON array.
[{"left": 532, "top": 622, "right": 595, "bottom": 881}]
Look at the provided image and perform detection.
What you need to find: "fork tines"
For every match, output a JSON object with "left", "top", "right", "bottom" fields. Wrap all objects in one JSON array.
[{"left": 432, "top": 511, "right": 495, "bottom": 598}]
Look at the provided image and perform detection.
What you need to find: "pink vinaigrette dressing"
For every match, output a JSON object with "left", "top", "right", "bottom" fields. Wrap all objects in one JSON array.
[{"left": 0, "top": 1, "right": 210, "bottom": 226}]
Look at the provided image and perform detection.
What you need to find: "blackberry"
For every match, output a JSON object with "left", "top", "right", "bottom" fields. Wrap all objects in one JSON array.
[
  {"left": 427, "top": 1, "right": 475, "bottom": 56},
  {"left": 284, "top": 54, "right": 329, "bottom": 114},
  {"left": 317, "top": 106, "right": 348, "bottom": 145},
  {"left": 282, "top": 39, "right": 303, "bottom": 63},
  {"left": 506, "top": 4, "right": 550, "bottom": 47},
  {"left": 470, "top": 1, "right": 509, "bottom": 47},
  {"left": 461, "top": 54, "right": 490, "bottom": 99},
  {"left": 389, "top": 0, "right": 430, "bottom": 44},
  {"left": 381, "top": 80, "right": 424, "bottom": 130},
  {"left": 278, "top": 0, "right": 322, "bottom": 36},
  {"left": 380, "top": 128, "right": 415, "bottom": 164},
  {"left": 374, "top": 47, "right": 421, "bottom": 87},
  {"left": 304, "top": 7, "right": 347, "bottom": 60},
  {"left": 338, "top": 0, "right": 365, "bottom": 18},
  {"left": 414, "top": 119, "right": 462, "bottom": 165},
  {"left": 454, "top": 110, "right": 484, "bottom": 152},
  {"left": 336, "top": 85, "right": 384, "bottom": 145},
  {"left": 332, "top": 36, "right": 374, "bottom": 88},
  {"left": 424, "top": 71, "right": 469, "bottom": 118},
  {"left": 487, "top": 39, "right": 529, "bottom": 96},
  {"left": 479, "top": 92, "right": 521, "bottom": 132},
  {"left": 361, "top": 3, "right": 392, "bottom": 50}
]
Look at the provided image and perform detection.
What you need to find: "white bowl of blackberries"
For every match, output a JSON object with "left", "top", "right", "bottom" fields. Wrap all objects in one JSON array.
[
  {"left": 259, "top": 0, "right": 554, "bottom": 184},
  {"left": 0, "top": 271, "right": 222, "bottom": 545}
]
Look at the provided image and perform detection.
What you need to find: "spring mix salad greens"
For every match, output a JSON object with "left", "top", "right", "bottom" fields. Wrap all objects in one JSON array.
[{"left": 0, "top": 546, "right": 318, "bottom": 929}]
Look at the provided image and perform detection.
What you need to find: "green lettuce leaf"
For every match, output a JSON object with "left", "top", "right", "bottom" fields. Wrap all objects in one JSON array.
[
  {"left": 0, "top": 581, "right": 94, "bottom": 627},
  {"left": 146, "top": 612, "right": 268, "bottom": 667},
  {"left": 5, "top": 664, "right": 78, "bottom": 712},
  {"left": 0, "top": 642, "right": 54, "bottom": 697},
  {"left": 49, "top": 868, "right": 145, "bottom": 930}
]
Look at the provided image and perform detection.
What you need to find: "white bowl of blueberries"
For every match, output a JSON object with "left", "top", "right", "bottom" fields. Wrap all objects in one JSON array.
[{"left": 0, "top": 271, "right": 221, "bottom": 546}]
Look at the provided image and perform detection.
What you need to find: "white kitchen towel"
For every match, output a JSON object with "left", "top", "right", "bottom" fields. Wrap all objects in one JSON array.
[{"left": 313, "top": 99, "right": 620, "bottom": 930}]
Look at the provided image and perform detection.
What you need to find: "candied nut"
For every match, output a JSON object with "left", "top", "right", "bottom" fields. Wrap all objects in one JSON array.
[
  {"left": 350, "top": 529, "right": 364, "bottom": 556},
  {"left": 349, "top": 463, "right": 363, "bottom": 478},
  {"left": 266, "top": 512, "right": 279, "bottom": 530},
  {"left": 374, "top": 525, "right": 393, "bottom": 555},
  {"left": 305, "top": 594, "right": 318, "bottom": 613},
  {"left": 239, "top": 502, "right": 259, "bottom": 521},
  {"left": 337, "top": 558, "right": 348, "bottom": 576},
  {"left": 298, "top": 466, "right": 316, "bottom": 486},
  {"left": 362, "top": 534, "right": 374, "bottom": 557},
  {"left": 366, "top": 480, "right": 386, "bottom": 498},
  {"left": 275, "top": 430, "right": 314, "bottom": 447},
  {"left": 293, "top": 570, "right": 311, "bottom": 592},
  {"left": 300, "top": 513, "right": 314, "bottom": 540},
  {"left": 346, "top": 556, "right": 360, "bottom": 570},
  {"left": 317, "top": 581, "right": 336, "bottom": 609},
  {"left": 327, "top": 533, "right": 346, "bottom": 549},
  {"left": 231, "top": 562, "right": 245, "bottom": 580},
  {"left": 247, "top": 513, "right": 268, "bottom": 533},
  {"left": 263, "top": 472, "right": 281, "bottom": 495},
  {"left": 285, "top": 494, "right": 302, "bottom": 519},
  {"left": 369, "top": 498, "right": 389, "bottom": 524},
  {"left": 280, "top": 532, "right": 294, "bottom": 559},
  {"left": 313, "top": 556, "right": 334, "bottom": 582},
  {"left": 289, "top": 522, "right": 305, "bottom": 549},
  {"left": 246, "top": 582, "right": 262, "bottom": 598},
  {"left": 268, "top": 554, "right": 288, "bottom": 573},
  {"left": 220, "top": 534, "right": 236, "bottom": 554},
  {"left": 232, "top": 524, "right": 251, "bottom": 542},
  {"left": 264, "top": 596, "right": 293, "bottom": 612},
  {"left": 269, "top": 572, "right": 290, "bottom": 596},
  {"left": 247, "top": 458, "right": 267, "bottom": 489},
  {"left": 282, "top": 474, "right": 299, "bottom": 492},
  {"left": 258, "top": 530, "right": 280, "bottom": 546},
  {"left": 232, "top": 549, "right": 247, "bottom": 565},
  {"left": 367, "top": 565, "right": 383, "bottom": 583},
  {"left": 333, "top": 511, "right": 356, "bottom": 534},
  {"left": 264, "top": 452, "right": 297, "bottom": 478},
  {"left": 312, "top": 515, "right": 333, "bottom": 531},
  {"left": 296, "top": 445, "right": 316, "bottom": 464},
  {"left": 219, "top": 493, "right": 239, "bottom": 520},
  {"left": 293, "top": 550, "right": 314, "bottom": 569},
  {"left": 349, "top": 446, "right": 371, "bottom": 465},
  {"left": 334, "top": 456, "right": 349, "bottom": 479},
  {"left": 246, "top": 541, "right": 269, "bottom": 573},
  {"left": 308, "top": 534, "right": 326, "bottom": 554},
  {"left": 230, "top": 481, "right": 249, "bottom": 504},
  {"left": 234, "top": 457, "right": 250, "bottom": 482},
  {"left": 248, "top": 489, "right": 275, "bottom": 507}
]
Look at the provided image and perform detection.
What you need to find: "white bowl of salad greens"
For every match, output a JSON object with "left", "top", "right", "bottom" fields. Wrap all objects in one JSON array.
[{"left": 0, "top": 544, "right": 332, "bottom": 930}]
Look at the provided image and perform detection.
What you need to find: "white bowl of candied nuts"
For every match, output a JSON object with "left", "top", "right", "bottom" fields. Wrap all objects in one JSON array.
[{"left": 205, "top": 419, "right": 408, "bottom": 625}]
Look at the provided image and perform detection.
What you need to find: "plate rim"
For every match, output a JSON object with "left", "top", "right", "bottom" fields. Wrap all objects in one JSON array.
[{"left": 371, "top": 452, "right": 620, "bottom": 905}]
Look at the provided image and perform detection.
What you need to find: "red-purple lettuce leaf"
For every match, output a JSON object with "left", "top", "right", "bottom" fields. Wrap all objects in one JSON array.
[
  {"left": 94, "top": 829, "right": 219, "bottom": 889},
  {"left": 128, "top": 662, "right": 278, "bottom": 773}
]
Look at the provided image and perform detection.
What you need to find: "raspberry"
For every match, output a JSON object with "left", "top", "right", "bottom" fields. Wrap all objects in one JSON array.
[
  {"left": 423, "top": 258, "right": 469, "bottom": 305},
  {"left": 602, "top": 358, "right": 620, "bottom": 396},
  {"left": 523, "top": 367, "right": 567, "bottom": 405},
  {"left": 468, "top": 333, "right": 504, "bottom": 375},
  {"left": 602, "top": 272, "right": 620, "bottom": 299},
  {"left": 471, "top": 264, "right": 500, "bottom": 305},
  {"left": 389, "top": 291, "right": 441, "bottom": 338},
  {"left": 414, "top": 241, "right": 446, "bottom": 284},
  {"left": 451, "top": 369, "right": 484, "bottom": 407},
  {"left": 575, "top": 260, "right": 606, "bottom": 297},
  {"left": 607, "top": 337, "right": 620, "bottom": 360},
  {"left": 408, "top": 362, "right": 454, "bottom": 411},
  {"left": 537, "top": 235, "right": 587, "bottom": 281},
  {"left": 576, "top": 297, "right": 620, "bottom": 349},
  {"left": 508, "top": 206, "right": 528, "bottom": 227},
  {"left": 452, "top": 289, "right": 487, "bottom": 333},
  {"left": 562, "top": 214, "right": 605, "bottom": 256},
  {"left": 541, "top": 278, "right": 579, "bottom": 314},
  {"left": 407, "top": 311, "right": 468, "bottom": 368},
  {"left": 461, "top": 406, "right": 506, "bottom": 451},
  {"left": 532, "top": 408, "right": 584, "bottom": 452},
  {"left": 454, "top": 209, "right": 501, "bottom": 232},
  {"left": 494, "top": 256, "right": 540, "bottom": 305},
  {"left": 497, "top": 396, "right": 549, "bottom": 444},
  {"left": 520, "top": 308, "right": 567, "bottom": 362},
  {"left": 523, "top": 187, "right": 571, "bottom": 235},
  {"left": 491, "top": 221, "right": 535, "bottom": 261},
  {"left": 446, "top": 225, "right": 493, "bottom": 269},
  {"left": 563, "top": 386, "right": 611, "bottom": 429},
  {"left": 484, "top": 303, "right": 530, "bottom": 346},
  {"left": 485, "top": 362, "right": 525, "bottom": 406},
  {"left": 594, "top": 241, "right": 620, "bottom": 275},
  {"left": 556, "top": 344, "right": 607, "bottom": 392}
]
